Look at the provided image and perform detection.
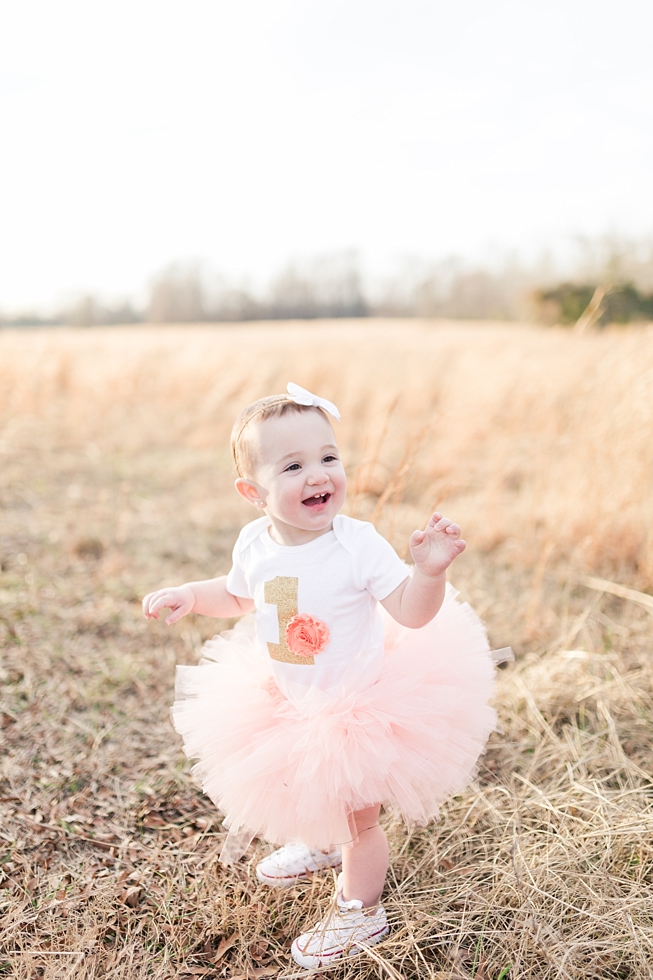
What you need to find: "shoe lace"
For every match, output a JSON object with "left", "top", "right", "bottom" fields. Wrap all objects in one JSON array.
[{"left": 308, "top": 876, "right": 375, "bottom": 946}]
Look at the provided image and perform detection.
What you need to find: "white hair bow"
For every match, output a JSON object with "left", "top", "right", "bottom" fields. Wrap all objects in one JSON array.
[{"left": 287, "top": 382, "right": 341, "bottom": 422}]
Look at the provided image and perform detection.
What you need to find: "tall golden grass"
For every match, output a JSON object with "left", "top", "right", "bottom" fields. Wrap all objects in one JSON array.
[{"left": 1, "top": 320, "right": 653, "bottom": 978}]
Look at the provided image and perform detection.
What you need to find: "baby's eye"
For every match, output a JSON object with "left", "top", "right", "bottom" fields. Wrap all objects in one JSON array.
[
  {"left": 284, "top": 462, "right": 302, "bottom": 472},
  {"left": 322, "top": 454, "right": 338, "bottom": 463}
]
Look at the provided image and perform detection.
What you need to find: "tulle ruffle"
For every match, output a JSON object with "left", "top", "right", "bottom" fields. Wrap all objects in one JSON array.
[{"left": 171, "top": 585, "right": 497, "bottom": 859}]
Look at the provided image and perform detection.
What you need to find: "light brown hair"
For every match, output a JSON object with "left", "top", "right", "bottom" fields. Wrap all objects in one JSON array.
[{"left": 230, "top": 396, "right": 322, "bottom": 478}]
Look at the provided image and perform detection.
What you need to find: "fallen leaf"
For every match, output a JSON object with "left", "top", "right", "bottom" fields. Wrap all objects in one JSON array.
[
  {"left": 214, "top": 934, "right": 237, "bottom": 961},
  {"left": 142, "top": 813, "right": 167, "bottom": 829},
  {"left": 249, "top": 940, "right": 269, "bottom": 962},
  {"left": 118, "top": 885, "right": 142, "bottom": 907}
]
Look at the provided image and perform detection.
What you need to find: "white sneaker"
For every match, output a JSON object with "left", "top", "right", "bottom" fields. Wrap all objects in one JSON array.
[
  {"left": 255, "top": 843, "right": 342, "bottom": 887},
  {"left": 291, "top": 878, "right": 389, "bottom": 969}
]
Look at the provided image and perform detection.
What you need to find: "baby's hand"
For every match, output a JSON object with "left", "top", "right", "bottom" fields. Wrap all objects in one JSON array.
[
  {"left": 142, "top": 585, "right": 195, "bottom": 625},
  {"left": 409, "top": 513, "right": 466, "bottom": 577}
]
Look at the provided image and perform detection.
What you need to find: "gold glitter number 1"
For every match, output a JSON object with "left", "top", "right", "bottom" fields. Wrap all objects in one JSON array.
[{"left": 263, "top": 576, "right": 314, "bottom": 666}]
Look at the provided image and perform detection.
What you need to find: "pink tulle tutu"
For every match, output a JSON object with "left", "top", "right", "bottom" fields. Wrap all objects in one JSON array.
[{"left": 171, "top": 585, "right": 497, "bottom": 858}]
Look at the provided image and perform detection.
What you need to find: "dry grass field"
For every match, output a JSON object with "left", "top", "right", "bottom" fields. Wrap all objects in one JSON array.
[{"left": 1, "top": 319, "right": 653, "bottom": 979}]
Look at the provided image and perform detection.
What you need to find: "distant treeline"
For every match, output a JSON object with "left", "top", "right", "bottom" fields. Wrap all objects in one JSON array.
[
  {"left": 3, "top": 243, "right": 653, "bottom": 326},
  {"left": 535, "top": 282, "right": 653, "bottom": 326}
]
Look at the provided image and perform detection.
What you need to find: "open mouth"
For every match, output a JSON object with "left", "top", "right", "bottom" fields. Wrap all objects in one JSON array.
[{"left": 302, "top": 492, "right": 331, "bottom": 508}]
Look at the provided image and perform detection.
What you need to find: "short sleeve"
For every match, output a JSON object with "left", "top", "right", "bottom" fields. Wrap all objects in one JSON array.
[
  {"left": 352, "top": 523, "right": 410, "bottom": 600},
  {"left": 225, "top": 533, "right": 252, "bottom": 599}
]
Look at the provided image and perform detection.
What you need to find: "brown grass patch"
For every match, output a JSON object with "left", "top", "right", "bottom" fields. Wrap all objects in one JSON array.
[{"left": 1, "top": 320, "right": 652, "bottom": 978}]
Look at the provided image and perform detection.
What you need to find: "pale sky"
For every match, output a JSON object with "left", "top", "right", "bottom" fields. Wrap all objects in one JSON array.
[{"left": 1, "top": 0, "right": 652, "bottom": 310}]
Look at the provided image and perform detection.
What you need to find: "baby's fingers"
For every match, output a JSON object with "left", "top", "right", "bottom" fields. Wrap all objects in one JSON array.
[
  {"left": 428, "top": 514, "right": 463, "bottom": 537},
  {"left": 444, "top": 522, "right": 462, "bottom": 538},
  {"left": 145, "top": 591, "right": 179, "bottom": 620},
  {"left": 142, "top": 591, "right": 163, "bottom": 619},
  {"left": 164, "top": 604, "right": 191, "bottom": 626},
  {"left": 430, "top": 516, "right": 452, "bottom": 534}
]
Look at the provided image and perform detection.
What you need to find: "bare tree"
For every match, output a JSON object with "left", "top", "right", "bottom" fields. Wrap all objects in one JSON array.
[
  {"left": 268, "top": 251, "right": 367, "bottom": 319},
  {"left": 147, "top": 264, "right": 206, "bottom": 323},
  {"left": 61, "top": 295, "right": 141, "bottom": 326}
]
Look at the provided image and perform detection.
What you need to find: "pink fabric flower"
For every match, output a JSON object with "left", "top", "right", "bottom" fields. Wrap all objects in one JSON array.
[{"left": 285, "top": 614, "right": 330, "bottom": 658}]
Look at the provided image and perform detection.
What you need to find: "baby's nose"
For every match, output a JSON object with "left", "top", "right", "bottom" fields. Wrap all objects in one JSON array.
[{"left": 307, "top": 467, "right": 329, "bottom": 484}]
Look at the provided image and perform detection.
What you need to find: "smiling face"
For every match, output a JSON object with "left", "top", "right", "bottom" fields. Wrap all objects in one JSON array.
[{"left": 235, "top": 408, "right": 346, "bottom": 546}]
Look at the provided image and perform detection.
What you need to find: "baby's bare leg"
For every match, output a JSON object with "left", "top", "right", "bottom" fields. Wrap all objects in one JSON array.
[{"left": 340, "top": 804, "right": 388, "bottom": 908}]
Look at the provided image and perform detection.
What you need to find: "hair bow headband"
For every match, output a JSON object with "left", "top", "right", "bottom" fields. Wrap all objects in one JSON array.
[{"left": 286, "top": 383, "right": 341, "bottom": 421}]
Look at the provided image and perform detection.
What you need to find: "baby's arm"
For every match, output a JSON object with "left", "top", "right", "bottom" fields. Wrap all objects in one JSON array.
[
  {"left": 380, "top": 513, "right": 466, "bottom": 629},
  {"left": 142, "top": 576, "right": 254, "bottom": 626}
]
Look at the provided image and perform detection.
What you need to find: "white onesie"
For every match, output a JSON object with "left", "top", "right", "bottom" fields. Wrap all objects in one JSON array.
[{"left": 226, "top": 515, "right": 409, "bottom": 710}]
